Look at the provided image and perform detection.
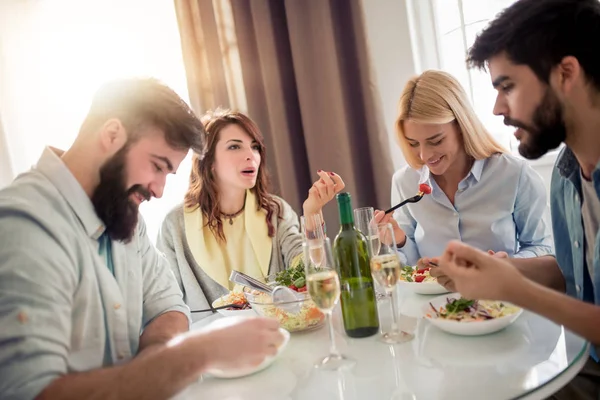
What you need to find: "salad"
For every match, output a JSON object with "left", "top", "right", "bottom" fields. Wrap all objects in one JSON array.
[
  {"left": 427, "top": 297, "right": 520, "bottom": 322},
  {"left": 246, "top": 290, "right": 324, "bottom": 332},
  {"left": 399, "top": 265, "right": 437, "bottom": 283},
  {"left": 212, "top": 291, "right": 252, "bottom": 310},
  {"left": 273, "top": 262, "right": 307, "bottom": 292},
  {"left": 247, "top": 257, "right": 324, "bottom": 332},
  {"left": 213, "top": 256, "right": 308, "bottom": 311}
]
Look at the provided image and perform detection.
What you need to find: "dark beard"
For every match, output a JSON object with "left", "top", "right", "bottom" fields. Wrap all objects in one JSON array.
[
  {"left": 504, "top": 87, "right": 567, "bottom": 159},
  {"left": 91, "top": 146, "right": 151, "bottom": 243}
]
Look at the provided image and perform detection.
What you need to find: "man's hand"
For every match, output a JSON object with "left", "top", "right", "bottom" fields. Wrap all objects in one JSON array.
[
  {"left": 488, "top": 250, "right": 509, "bottom": 258},
  {"left": 185, "top": 317, "right": 284, "bottom": 371},
  {"left": 425, "top": 256, "right": 456, "bottom": 292},
  {"left": 439, "top": 241, "right": 525, "bottom": 301}
]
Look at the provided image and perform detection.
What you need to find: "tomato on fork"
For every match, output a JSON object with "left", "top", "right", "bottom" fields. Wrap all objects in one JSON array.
[{"left": 419, "top": 183, "right": 432, "bottom": 195}]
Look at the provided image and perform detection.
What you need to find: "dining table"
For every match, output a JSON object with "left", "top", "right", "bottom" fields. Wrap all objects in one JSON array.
[{"left": 172, "top": 288, "right": 589, "bottom": 400}]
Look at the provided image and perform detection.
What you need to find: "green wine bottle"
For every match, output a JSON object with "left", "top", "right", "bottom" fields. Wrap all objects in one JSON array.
[{"left": 333, "top": 192, "right": 379, "bottom": 338}]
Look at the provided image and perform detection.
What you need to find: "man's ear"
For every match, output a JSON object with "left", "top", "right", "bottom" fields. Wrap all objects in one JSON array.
[
  {"left": 554, "top": 56, "right": 582, "bottom": 96},
  {"left": 98, "top": 118, "right": 128, "bottom": 155}
]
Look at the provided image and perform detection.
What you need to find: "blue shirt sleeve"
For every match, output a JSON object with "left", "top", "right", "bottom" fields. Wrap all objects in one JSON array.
[
  {"left": 391, "top": 174, "right": 421, "bottom": 266},
  {"left": 513, "top": 162, "right": 555, "bottom": 258}
]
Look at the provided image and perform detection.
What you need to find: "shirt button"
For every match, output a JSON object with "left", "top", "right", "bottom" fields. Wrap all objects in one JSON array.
[
  {"left": 117, "top": 353, "right": 124, "bottom": 360},
  {"left": 576, "top": 284, "right": 581, "bottom": 293},
  {"left": 453, "top": 212, "right": 458, "bottom": 217},
  {"left": 17, "top": 311, "right": 28, "bottom": 324},
  {"left": 575, "top": 193, "right": 579, "bottom": 203},
  {"left": 114, "top": 303, "right": 121, "bottom": 310},
  {"left": 574, "top": 241, "right": 580, "bottom": 248}
]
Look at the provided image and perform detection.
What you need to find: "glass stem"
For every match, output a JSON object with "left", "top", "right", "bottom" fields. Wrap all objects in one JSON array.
[
  {"left": 389, "top": 287, "right": 400, "bottom": 333},
  {"left": 327, "top": 311, "right": 340, "bottom": 356}
]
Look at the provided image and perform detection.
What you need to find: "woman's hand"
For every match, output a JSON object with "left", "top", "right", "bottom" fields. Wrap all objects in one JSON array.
[
  {"left": 302, "top": 170, "right": 345, "bottom": 218},
  {"left": 373, "top": 210, "right": 406, "bottom": 247}
]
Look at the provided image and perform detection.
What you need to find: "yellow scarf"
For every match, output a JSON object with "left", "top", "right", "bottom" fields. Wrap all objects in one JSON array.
[{"left": 183, "top": 190, "right": 273, "bottom": 289}]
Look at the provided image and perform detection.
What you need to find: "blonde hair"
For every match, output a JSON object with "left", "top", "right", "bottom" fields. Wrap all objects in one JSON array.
[{"left": 395, "top": 70, "right": 506, "bottom": 169}]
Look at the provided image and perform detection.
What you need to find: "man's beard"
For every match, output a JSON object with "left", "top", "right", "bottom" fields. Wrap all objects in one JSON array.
[
  {"left": 504, "top": 87, "right": 567, "bottom": 159},
  {"left": 91, "top": 146, "right": 151, "bottom": 243}
]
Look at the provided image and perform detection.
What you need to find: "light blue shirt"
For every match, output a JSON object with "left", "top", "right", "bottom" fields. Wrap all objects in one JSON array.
[
  {"left": 392, "top": 153, "right": 554, "bottom": 266},
  {"left": 0, "top": 147, "right": 190, "bottom": 400}
]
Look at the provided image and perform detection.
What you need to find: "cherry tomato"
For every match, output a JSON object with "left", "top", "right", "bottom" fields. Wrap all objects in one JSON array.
[
  {"left": 419, "top": 183, "right": 432, "bottom": 195},
  {"left": 298, "top": 286, "right": 307, "bottom": 292},
  {"left": 416, "top": 268, "right": 430, "bottom": 274},
  {"left": 414, "top": 275, "right": 426, "bottom": 283},
  {"left": 289, "top": 285, "right": 298, "bottom": 291}
]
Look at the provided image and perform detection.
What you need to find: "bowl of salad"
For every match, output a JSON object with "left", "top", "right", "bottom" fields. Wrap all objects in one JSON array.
[
  {"left": 422, "top": 292, "right": 523, "bottom": 336},
  {"left": 397, "top": 265, "right": 450, "bottom": 295},
  {"left": 244, "top": 262, "right": 325, "bottom": 332}
]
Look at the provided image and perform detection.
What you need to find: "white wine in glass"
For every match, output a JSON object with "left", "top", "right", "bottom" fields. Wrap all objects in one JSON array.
[
  {"left": 370, "top": 253, "right": 401, "bottom": 289},
  {"left": 307, "top": 269, "right": 340, "bottom": 311},
  {"left": 370, "top": 223, "right": 414, "bottom": 344},
  {"left": 308, "top": 239, "right": 325, "bottom": 268},
  {"left": 368, "top": 234, "right": 381, "bottom": 257},
  {"left": 304, "top": 237, "right": 354, "bottom": 370}
]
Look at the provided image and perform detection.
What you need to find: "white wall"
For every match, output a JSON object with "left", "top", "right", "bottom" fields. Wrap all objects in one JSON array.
[{"left": 360, "top": 0, "right": 417, "bottom": 172}]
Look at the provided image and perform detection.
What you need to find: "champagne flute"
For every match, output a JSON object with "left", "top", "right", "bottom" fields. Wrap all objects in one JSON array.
[
  {"left": 354, "top": 207, "right": 380, "bottom": 256},
  {"left": 304, "top": 236, "right": 354, "bottom": 370},
  {"left": 369, "top": 223, "right": 414, "bottom": 344},
  {"left": 301, "top": 214, "right": 326, "bottom": 267},
  {"left": 354, "top": 207, "right": 386, "bottom": 301}
]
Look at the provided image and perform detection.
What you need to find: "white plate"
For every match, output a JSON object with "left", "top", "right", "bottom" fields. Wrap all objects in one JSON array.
[
  {"left": 202, "top": 316, "right": 291, "bottom": 379},
  {"left": 397, "top": 279, "right": 450, "bottom": 295},
  {"left": 417, "top": 320, "right": 530, "bottom": 366},
  {"left": 212, "top": 294, "right": 257, "bottom": 318},
  {"left": 422, "top": 292, "right": 523, "bottom": 336}
]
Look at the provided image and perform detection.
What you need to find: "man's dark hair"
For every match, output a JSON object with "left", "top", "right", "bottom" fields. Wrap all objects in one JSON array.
[
  {"left": 80, "top": 77, "right": 205, "bottom": 152},
  {"left": 467, "top": 0, "right": 600, "bottom": 91}
]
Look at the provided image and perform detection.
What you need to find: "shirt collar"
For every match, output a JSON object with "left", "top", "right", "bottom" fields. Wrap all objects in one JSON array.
[
  {"left": 556, "top": 146, "right": 580, "bottom": 181},
  {"left": 469, "top": 158, "right": 485, "bottom": 182},
  {"left": 36, "top": 147, "right": 105, "bottom": 240}
]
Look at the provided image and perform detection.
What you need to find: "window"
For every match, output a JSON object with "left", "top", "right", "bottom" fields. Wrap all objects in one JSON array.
[
  {"left": 0, "top": 0, "right": 192, "bottom": 242},
  {"left": 409, "top": 0, "right": 519, "bottom": 151}
]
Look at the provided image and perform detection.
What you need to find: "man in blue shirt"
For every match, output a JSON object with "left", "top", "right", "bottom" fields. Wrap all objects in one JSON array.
[
  {"left": 436, "top": 0, "right": 600, "bottom": 398},
  {"left": 440, "top": 0, "right": 600, "bottom": 399}
]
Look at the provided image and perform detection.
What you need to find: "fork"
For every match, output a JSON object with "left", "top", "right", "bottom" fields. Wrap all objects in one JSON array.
[
  {"left": 384, "top": 193, "right": 424, "bottom": 215},
  {"left": 190, "top": 303, "right": 246, "bottom": 313}
]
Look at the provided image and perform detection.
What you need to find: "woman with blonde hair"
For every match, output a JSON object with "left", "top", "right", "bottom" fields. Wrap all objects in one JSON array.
[
  {"left": 376, "top": 70, "right": 553, "bottom": 272},
  {"left": 158, "top": 109, "right": 343, "bottom": 319}
]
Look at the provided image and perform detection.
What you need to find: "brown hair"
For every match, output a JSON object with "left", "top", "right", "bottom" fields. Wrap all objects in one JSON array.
[
  {"left": 396, "top": 70, "right": 506, "bottom": 169},
  {"left": 80, "top": 78, "right": 205, "bottom": 152},
  {"left": 184, "top": 109, "right": 280, "bottom": 242}
]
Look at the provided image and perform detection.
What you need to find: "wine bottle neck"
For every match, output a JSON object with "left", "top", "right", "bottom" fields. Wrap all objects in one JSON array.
[{"left": 336, "top": 193, "right": 354, "bottom": 227}]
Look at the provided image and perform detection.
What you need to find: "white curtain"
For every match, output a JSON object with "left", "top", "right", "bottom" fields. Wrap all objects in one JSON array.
[{"left": 0, "top": 0, "right": 194, "bottom": 242}]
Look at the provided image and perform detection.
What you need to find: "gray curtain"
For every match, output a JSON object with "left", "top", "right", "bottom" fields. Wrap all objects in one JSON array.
[{"left": 174, "top": 0, "right": 394, "bottom": 232}]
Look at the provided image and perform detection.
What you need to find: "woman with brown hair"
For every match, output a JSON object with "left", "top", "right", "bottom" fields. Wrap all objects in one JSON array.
[{"left": 158, "top": 109, "right": 343, "bottom": 319}]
